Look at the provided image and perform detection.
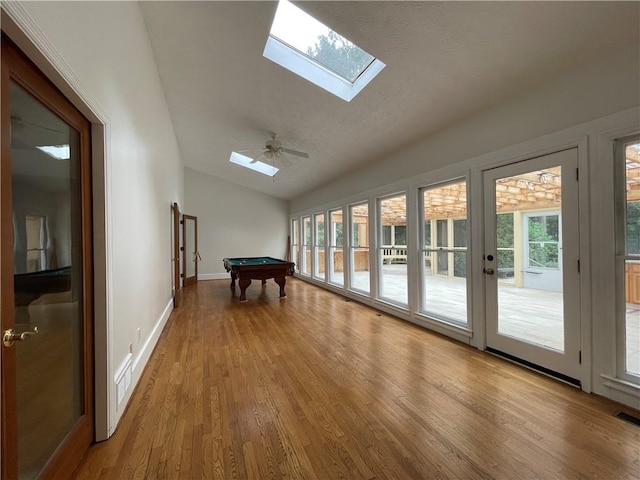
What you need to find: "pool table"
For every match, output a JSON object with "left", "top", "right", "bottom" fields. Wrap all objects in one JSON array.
[
  {"left": 222, "top": 257, "right": 295, "bottom": 302},
  {"left": 14, "top": 266, "right": 72, "bottom": 307}
]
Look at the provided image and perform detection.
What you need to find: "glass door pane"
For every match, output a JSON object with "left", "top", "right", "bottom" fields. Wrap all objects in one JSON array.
[
  {"left": 328, "top": 209, "right": 344, "bottom": 286},
  {"left": 349, "top": 203, "right": 369, "bottom": 294},
  {"left": 302, "top": 216, "right": 311, "bottom": 275},
  {"left": 420, "top": 180, "right": 468, "bottom": 326},
  {"left": 620, "top": 141, "right": 640, "bottom": 377},
  {"left": 291, "top": 219, "right": 300, "bottom": 273},
  {"left": 10, "top": 81, "right": 84, "bottom": 480},
  {"left": 484, "top": 148, "right": 581, "bottom": 381},
  {"left": 313, "top": 213, "right": 325, "bottom": 280},
  {"left": 183, "top": 215, "right": 197, "bottom": 285},
  {"left": 378, "top": 194, "right": 407, "bottom": 306}
]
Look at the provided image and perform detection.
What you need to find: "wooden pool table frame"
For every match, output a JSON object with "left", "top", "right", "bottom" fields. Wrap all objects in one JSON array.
[{"left": 222, "top": 257, "right": 295, "bottom": 302}]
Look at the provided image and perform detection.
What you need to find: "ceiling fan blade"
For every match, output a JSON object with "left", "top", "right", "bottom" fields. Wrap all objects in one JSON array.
[
  {"left": 250, "top": 152, "right": 267, "bottom": 164},
  {"left": 281, "top": 147, "right": 309, "bottom": 159}
]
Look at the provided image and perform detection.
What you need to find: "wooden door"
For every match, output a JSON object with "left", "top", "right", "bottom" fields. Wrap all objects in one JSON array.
[
  {"left": 172, "top": 202, "right": 182, "bottom": 307},
  {"left": 1, "top": 36, "right": 94, "bottom": 479}
]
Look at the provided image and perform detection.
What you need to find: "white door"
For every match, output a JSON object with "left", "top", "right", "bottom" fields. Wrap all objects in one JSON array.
[{"left": 483, "top": 148, "right": 581, "bottom": 383}]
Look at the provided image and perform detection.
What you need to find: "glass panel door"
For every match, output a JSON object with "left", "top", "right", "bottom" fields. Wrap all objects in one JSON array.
[
  {"left": 328, "top": 209, "right": 344, "bottom": 286},
  {"left": 302, "top": 216, "right": 311, "bottom": 275},
  {"left": 420, "top": 180, "right": 468, "bottom": 326},
  {"left": 616, "top": 138, "right": 640, "bottom": 380},
  {"left": 378, "top": 193, "right": 407, "bottom": 306},
  {"left": 484, "top": 148, "right": 581, "bottom": 381},
  {"left": 349, "top": 202, "right": 369, "bottom": 294},
  {"left": 291, "top": 218, "right": 300, "bottom": 273},
  {"left": 183, "top": 214, "right": 198, "bottom": 286},
  {"left": 313, "top": 213, "right": 325, "bottom": 280},
  {"left": 3, "top": 76, "right": 93, "bottom": 478}
]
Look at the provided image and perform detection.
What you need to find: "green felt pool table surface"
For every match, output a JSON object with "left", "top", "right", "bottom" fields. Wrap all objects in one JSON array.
[
  {"left": 222, "top": 257, "right": 295, "bottom": 302},
  {"left": 224, "top": 257, "right": 288, "bottom": 266}
]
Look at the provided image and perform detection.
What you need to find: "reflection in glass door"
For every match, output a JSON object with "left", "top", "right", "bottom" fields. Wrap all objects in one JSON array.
[{"left": 484, "top": 149, "right": 581, "bottom": 382}]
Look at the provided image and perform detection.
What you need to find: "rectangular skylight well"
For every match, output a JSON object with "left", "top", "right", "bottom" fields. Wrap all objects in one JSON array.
[
  {"left": 36, "top": 144, "right": 70, "bottom": 160},
  {"left": 264, "top": 0, "right": 385, "bottom": 102},
  {"left": 229, "top": 151, "right": 279, "bottom": 177}
]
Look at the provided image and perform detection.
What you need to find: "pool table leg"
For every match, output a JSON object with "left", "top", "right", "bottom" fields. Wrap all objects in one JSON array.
[
  {"left": 238, "top": 277, "right": 251, "bottom": 302},
  {"left": 229, "top": 271, "right": 237, "bottom": 289},
  {"left": 274, "top": 276, "right": 287, "bottom": 298}
]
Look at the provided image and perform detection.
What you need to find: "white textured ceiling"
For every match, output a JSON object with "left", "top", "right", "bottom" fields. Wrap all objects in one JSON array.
[{"left": 140, "top": 1, "right": 639, "bottom": 200}]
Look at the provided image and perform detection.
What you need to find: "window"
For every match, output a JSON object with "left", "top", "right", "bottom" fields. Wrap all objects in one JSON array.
[
  {"left": 616, "top": 137, "right": 640, "bottom": 380},
  {"left": 328, "top": 209, "right": 344, "bottom": 286},
  {"left": 264, "top": 0, "right": 385, "bottom": 101},
  {"left": 349, "top": 202, "right": 369, "bottom": 294},
  {"left": 291, "top": 219, "right": 300, "bottom": 272},
  {"left": 420, "top": 179, "right": 469, "bottom": 326},
  {"left": 313, "top": 213, "right": 326, "bottom": 280},
  {"left": 378, "top": 193, "right": 408, "bottom": 306},
  {"left": 526, "top": 214, "right": 560, "bottom": 269},
  {"left": 301, "top": 216, "right": 311, "bottom": 275}
]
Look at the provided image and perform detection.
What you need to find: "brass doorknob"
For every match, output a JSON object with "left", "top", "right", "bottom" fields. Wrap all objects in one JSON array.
[
  {"left": 484, "top": 268, "right": 495, "bottom": 275},
  {"left": 3, "top": 326, "right": 39, "bottom": 347}
]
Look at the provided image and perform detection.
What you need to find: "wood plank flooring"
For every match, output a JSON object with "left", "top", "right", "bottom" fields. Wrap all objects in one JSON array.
[{"left": 73, "top": 278, "right": 640, "bottom": 479}]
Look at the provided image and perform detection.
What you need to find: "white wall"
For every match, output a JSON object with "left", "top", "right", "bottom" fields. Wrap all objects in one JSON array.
[
  {"left": 3, "top": 1, "right": 184, "bottom": 437},
  {"left": 184, "top": 167, "right": 289, "bottom": 277}
]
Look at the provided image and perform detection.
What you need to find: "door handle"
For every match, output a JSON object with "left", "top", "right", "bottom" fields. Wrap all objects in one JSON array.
[
  {"left": 484, "top": 268, "right": 495, "bottom": 275},
  {"left": 3, "top": 326, "right": 39, "bottom": 348}
]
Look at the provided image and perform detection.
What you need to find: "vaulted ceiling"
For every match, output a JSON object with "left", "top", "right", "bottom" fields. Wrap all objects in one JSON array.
[{"left": 139, "top": 1, "right": 639, "bottom": 201}]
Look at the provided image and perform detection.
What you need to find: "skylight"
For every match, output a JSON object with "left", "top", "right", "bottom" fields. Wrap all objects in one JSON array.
[
  {"left": 264, "top": 0, "right": 385, "bottom": 102},
  {"left": 36, "top": 144, "right": 70, "bottom": 160},
  {"left": 229, "top": 152, "right": 279, "bottom": 177}
]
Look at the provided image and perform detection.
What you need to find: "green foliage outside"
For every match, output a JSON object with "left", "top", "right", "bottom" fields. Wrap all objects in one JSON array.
[
  {"left": 628, "top": 201, "right": 640, "bottom": 254},
  {"left": 307, "top": 31, "right": 373, "bottom": 82},
  {"left": 497, "top": 213, "right": 514, "bottom": 269},
  {"left": 453, "top": 252, "right": 466, "bottom": 278},
  {"left": 316, "top": 221, "right": 325, "bottom": 244},
  {"left": 527, "top": 216, "right": 559, "bottom": 268}
]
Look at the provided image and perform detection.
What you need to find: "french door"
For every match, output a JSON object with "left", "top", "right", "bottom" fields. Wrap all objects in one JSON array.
[
  {"left": 483, "top": 148, "right": 581, "bottom": 383},
  {"left": 1, "top": 36, "right": 94, "bottom": 479},
  {"left": 182, "top": 214, "right": 199, "bottom": 286}
]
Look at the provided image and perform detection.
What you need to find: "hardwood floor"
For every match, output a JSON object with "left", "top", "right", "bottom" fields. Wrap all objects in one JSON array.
[{"left": 73, "top": 278, "right": 639, "bottom": 479}]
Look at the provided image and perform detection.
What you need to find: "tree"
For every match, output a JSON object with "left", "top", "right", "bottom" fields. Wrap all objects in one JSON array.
[{"left": 306, "top": 31, "right": 372, "bottom": 82}]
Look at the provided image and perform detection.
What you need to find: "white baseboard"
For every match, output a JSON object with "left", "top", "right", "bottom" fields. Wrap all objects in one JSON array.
[
  {"left": 110, "top": 298, "right": 173, "bottom": 432},
  {"left": 198, "top": 273, "right": 229, "bottom": 280}
]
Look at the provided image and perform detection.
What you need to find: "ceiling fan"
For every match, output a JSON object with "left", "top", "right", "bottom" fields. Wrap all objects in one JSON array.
[{"left": 240, "top": 133, "right": 309, "bottom": 165}]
